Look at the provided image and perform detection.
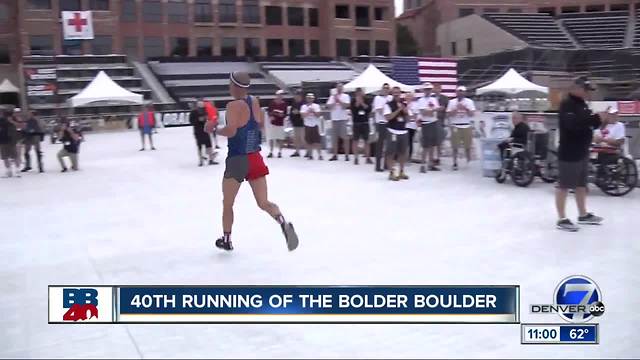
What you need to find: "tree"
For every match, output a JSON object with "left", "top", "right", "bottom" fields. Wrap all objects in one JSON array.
[{"left": 396, "top": 23, "right": 420, "bottom": 56}]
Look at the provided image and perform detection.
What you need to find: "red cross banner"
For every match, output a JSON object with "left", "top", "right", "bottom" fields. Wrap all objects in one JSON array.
[{"left": 62, "top": 11, "right": 94, "bottom": 40}]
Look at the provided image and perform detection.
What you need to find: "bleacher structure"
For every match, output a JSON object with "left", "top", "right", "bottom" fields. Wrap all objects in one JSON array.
[
  {"left": 483, "top": 13, "right": 576, "bottom": 49},
  {"left": 559, "top": 11, "right": 630, "bottom": 49},
  {"left": 23, "top": 55, "right": 151, "bottom": 119}
]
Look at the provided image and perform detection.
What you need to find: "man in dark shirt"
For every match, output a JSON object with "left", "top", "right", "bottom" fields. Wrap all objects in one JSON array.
[
  {"left": 555, "top": 77, "right": 608, "bottom": 231},
  {"left": 57, "top": 120, "right": 83, "bottom": 172},
  {"left": 383, "top": 87, "right": 410, "bottom": 181},
  {"left": 498, "top": 111, "right": 530, "bottom": 159},
  {"left": 350, "top": 88, "right": 373, "bottom": 165},
  {"left": 0, "top": 110, "right": 19, "bottom": 178},
  {"left": 190, "top": 100, "right": 217, "bottom": 166},
  {"left": 288, "top": 92, "right": 305, "bottom": 157}
]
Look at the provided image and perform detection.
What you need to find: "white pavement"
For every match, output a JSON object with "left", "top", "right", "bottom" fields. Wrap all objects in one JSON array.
[{"left": 1, "top": 126, "right": 638, "bottom": 358}]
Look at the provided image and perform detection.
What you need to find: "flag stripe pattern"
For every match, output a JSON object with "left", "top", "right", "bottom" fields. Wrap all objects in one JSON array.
[{"left": 391, "top": 57, "right": 458, "bottom": 97}]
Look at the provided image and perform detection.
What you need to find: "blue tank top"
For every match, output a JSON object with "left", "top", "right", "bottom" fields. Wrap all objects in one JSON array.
[{"left": 227, "top": 96, "right": 262, "bottom": 157}]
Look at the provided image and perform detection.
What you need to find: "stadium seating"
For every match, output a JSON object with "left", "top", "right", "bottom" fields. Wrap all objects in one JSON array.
[
  {"left": 260, "top": 61, "right": 357, "bottom": 88},
  {"left": 560, "top": 11, "right": 630, "bottom": 49},
  {"left": 634, "top": 7, "right": 640, "bottom": 48},
  {"left": 149, "top": 61, "right": 282, "bottom": 107},
  {"left": 483, "top": 13, "right": 576, "bottom": 49},
  {"left": 23, "top": 55, "right": 150, "bottom": 118}
]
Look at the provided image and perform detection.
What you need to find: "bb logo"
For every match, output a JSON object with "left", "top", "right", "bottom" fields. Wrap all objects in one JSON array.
[
  {"left": 49, "top": 286, "right": 114, "bottom": 323},
  {"left": 62, "top": 288, "right": 99, "bottom": 321},
  {"left": 554, "top": 275, "right": 604, "bottom": 323}
]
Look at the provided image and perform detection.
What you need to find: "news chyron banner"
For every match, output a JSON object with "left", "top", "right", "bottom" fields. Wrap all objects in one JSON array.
[{"left": 49, "top": 286, "right": 519, "bottom": 324}]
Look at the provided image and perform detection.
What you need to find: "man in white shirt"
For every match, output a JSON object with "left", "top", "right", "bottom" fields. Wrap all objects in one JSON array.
[
  {"left": 301, "top": 93, "right": 324, "bottom": 160},
  {"left": 446, "top": 85, "right": 476, "bottom": 170},
  {"left": 373, "top": 83, "right": 392, "bottom": 172},
  {"left": 326, "top": 83, "right": 351, "bottom": 161},
  {"left": 417, "top": 83, "right": 441, "bottom": 172}
]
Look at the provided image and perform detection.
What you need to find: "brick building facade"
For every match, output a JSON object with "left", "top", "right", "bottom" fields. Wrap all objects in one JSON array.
[{"left": 0, "top": 0, "right": 396, "bottom": 86}]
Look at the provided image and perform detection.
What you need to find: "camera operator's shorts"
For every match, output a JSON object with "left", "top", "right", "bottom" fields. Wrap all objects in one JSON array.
[
  {"left": 558, "top": 157, "right": 589, "bottom": 189},
  {"left": 224, "top": 152, "right": 269, "bottom": 183},
  {"left": 385, "top": 131, "right": 409, "bottom": 158}
]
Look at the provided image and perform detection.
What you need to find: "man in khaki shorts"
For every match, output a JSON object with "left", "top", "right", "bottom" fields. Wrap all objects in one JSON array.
[{"left": 446, "top": 86, "right": 476, "bottom": 171}]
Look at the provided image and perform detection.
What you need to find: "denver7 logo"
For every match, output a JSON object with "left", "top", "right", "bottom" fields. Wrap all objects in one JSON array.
[{"left": 63, "top": 288, "right": 99, "bottom": 321}]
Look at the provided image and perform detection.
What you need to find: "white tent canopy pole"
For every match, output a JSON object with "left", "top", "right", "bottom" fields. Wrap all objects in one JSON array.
[
  {"left": 476, "top": 68, "right": 548, "bottom": 96},
  {"left": 343, "top": 64, "right": 416, "bottom": 94},
  {"left": 67, "top": 70, "right": 144, "bottom": 107}
]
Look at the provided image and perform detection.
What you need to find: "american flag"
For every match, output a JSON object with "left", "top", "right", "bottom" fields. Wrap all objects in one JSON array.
[{"left": 392, "top": 57, "right": 458, "bottom": 97}]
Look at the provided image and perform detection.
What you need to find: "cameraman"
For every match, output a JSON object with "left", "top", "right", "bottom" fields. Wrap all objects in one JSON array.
[
  {"left": 555, "top": 77, "right": 607, "bottom": 232},
  {"left": 57, "top": 120, "right": 83, "bottom": 172}
]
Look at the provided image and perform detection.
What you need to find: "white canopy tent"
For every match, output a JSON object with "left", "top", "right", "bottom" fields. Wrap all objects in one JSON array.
[
  {"left": 343, "top": 64, "right": 415, "bottom": 94},
  {"left": 67, "top": 70, "right": 144, "bottom": 107},
  {"left": 0, "top": 79, "right": 19, "bottom": 93},
  {"left": 476, "top": 68, "right": 548, "bottom": 96}
]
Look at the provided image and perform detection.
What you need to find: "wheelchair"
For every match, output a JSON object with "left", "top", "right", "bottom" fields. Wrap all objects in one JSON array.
[
  {"left": 495, "top": 141, "right": 536, "bottom": 187},
  {"left": 495, "top": 131, "right": 555, "bottom": 187},
  {"left": 541, "top": 131, "right": 638, "bottom": 196}
]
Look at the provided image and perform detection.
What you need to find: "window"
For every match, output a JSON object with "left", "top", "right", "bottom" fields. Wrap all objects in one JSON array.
[
  {"left": 121, "top": 0, "right": 136, "bottom": 21},
  {"left": 60, "top": 0, "right": 81, "bottom": 11},
  {"left": 466, "top": 38, "right": 472, "bottom": 54},
  {"left": 610, "top": 4, "right": 629, "bottom": 11},
  {"left": 168, "top": 0, "right": 187, "bottom": 23},
  {"left": 266, "top": 6, "right": 282, "bottom": 25},
  {"left": 355, "top": 6, "right": 370, "bottom": 27},
  {"left": 507, "top": 8, "right": 522, "bottom": 13},
  {"left": 89, "top": 0, "right": 109, "bottom": 10},
  {"left": 537, "top": 7, "right": 555, "bottom": 16},
  {"left": 195, "top": 0, "right": 212, "bottom": 22},
  {"left": 561, "top": 6, "right": 580, "bottom": 13},
  {"left": 375, "top": 40, "right": 389, "bottom": 56},
  {"left": 335, "top": 5, "right": 349, "bottom": 19},
  {"left": 91, "top": 35, "right": 112, "bottom": 54},
  {"left": 221, "top": 38, "right": 237, "bottom": 56},
  {"left": 266, "top": 39, "right": 284, "bottom": 57},
  {"left": 219, "top": 0, "right": 236, "bottom": 23},
  {"left": 143, "top": 0, "right": 162, "bottom": 22},
  {"left": 0, "top": 4, "right": 7, "bottom": 23},
  {"left": 309, "top": 8, "right": 318, "bottom": 26},
  {"left": 123, "top": 36, "right": 139, "bottom": 59},
  {"left": 62, "top": 39, "right": 82, "bottom": 55},
  {"left": 244, "top": 38, "right": 260, "bottom": 57},
  {"left": 451, "top": 42, "right": 457, "bottom": 56},
  {"left": 336, "top": 39, "right": 351, "bottom": 57},
  {"left": 0, "top": 45, "right": 10, "bottom": 64},
  {"left": 144, "top": 36, "right": 164, "bottom": 58},
  {"left": 196, "top": 37, "right": 212, "bottom": 56},
  {"left": 483, "top": 8, "right": 499, "bottom": 13},
  {"left": 357, "top": 40, "right": 370, "bottom": 55},
  {"left": 289, "top": 39, "right": 304, "bottom": 57},
  {"left": 170, "top": 37, "right": 189, "bottom": 56},
  {"left": 243, "top": 0, "right": 260, "bottom": 24},
  {"left": 28, "top": 0, "right": 52, "bottom": 9},
  {"left": 287, "top": 7, "right": 304, "bottom": 26},
  {"left": 310, "top": 40, "right": 320, "bottom": 56},
  {"left": 586, "top": 5, "right": 605, "bottom": 12},
  {"left": 374, "top": 7, "right": 386, "bottom": 21},
  {"left": 30, "top": 35, "right": 54, "bottom": 55},
  {"left": 458, "top": 8, "right": 474, "bottom": 17}
]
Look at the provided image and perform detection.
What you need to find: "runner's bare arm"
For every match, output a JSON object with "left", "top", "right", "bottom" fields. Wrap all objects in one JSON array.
[
  {"left": 253, "top": 97, "right": 264, "bottom": 126},
  {"left": 217, "top": 101, "right": 241, "bottom": 138}
]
